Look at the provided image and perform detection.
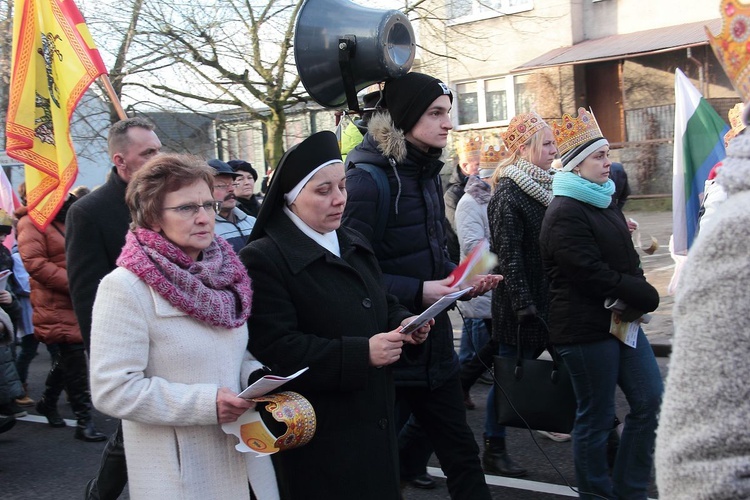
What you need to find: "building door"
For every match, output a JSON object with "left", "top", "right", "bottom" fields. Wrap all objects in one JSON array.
[{"left": 584, "top": 61, "right": 625, "bottom": 143}]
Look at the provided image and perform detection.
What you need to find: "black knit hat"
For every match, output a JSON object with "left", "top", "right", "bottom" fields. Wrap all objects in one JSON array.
[
  {"left": 249, "top": 131, "right": 342, "bottom": 242},
  {"left": 227, "top": 160, "right": 258, "bottom": 181},
  {"left": 384, "top": 72, "right": 453, "bottom": 133}
]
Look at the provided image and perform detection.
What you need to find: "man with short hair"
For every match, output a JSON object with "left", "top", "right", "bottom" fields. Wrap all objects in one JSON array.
[
  {"left": 343, "top": 72, "right": 495, "bottom": 500},
  {"left": 208, "top": 159, "right": 255, "bottom": 253},
  {"left": 66, "top": 116, "right": 162, "bottom": 500}
]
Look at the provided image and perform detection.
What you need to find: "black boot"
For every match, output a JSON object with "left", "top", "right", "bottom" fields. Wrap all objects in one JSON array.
[
  {"left": 60, "top": 347, "right": 106, "bottom": 442},
  {"left": 483, "top": 435, "right": 527, "bottom": 477},
  {"left": 36, "top": 356, "right": 67, "bottom": 428}
]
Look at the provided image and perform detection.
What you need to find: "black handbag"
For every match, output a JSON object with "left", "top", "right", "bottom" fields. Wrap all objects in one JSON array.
[{"left": 493, "top": 323, "right": 577, "bottom": 434}]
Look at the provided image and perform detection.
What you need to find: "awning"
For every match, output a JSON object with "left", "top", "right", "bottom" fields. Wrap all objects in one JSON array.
[{"left": 513, "top": 19, "right": 721, "bottom": 72}]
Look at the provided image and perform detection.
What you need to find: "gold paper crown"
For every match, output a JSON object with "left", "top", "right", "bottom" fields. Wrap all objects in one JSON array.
[
  {"left": 725, "top": 102, "right": 746, "bottom": 144},
  {"left": 456, "top": 135, "right": 483, "bottom": 164},
  {"left": 251, "top": 391, "right": 316, "bottom": 452},
  {"left": 479, "top": 143, "right": 510, "bottom": 169},
  {"left": 501, "top": 112, "right": 546, "bottom": 154},
  {"left": 551, "top": 107, "right": 604, "bottom": 157},
  {"left": 707, "top": 0, "right": 750, "bottom": 103}
]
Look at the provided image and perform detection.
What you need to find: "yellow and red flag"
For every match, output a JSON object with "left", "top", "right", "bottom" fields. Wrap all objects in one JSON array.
[{"left": 5, "top": 0, "right": 107, "bottom": 230}]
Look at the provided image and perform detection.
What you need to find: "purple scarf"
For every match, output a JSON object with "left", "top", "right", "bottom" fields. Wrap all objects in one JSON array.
[{"left": 117, "top": 228, "right": 252, "bottom": 329}]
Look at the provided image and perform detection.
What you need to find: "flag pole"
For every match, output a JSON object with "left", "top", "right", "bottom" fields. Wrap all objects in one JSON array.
[{"left": 99, "top": 75, "right": 127, "bottom": 120}]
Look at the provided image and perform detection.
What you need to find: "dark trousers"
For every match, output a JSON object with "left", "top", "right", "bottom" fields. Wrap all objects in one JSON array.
[
  {"left": 397, "top": 374, "right": 491, "bottom": 500},
  {"left": 86, "top": 421, "right": 128, "bottom": 500}
]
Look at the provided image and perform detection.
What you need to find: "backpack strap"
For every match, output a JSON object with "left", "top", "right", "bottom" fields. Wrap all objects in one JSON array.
[{"left": 352, "top": 163, "right": 390, "bottom": 243}]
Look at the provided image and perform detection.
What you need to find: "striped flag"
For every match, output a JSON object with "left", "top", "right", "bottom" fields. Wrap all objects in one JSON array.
[
  {"left": 5, "top": 0, "right": 107, "bottom": 231},
  {"left": 671, "top": 68, "right": 728, "bottom": 255}
]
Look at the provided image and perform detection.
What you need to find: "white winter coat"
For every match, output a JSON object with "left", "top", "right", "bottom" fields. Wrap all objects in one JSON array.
[{"left": 90, "top": 268, "right": 278, "bottom": 500}]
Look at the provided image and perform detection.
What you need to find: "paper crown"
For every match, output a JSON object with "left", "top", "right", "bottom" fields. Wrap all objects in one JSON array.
[
  {"left": 456, "top": 135, "right": 483, "bottom": 164},
  {"left": 707, "top": 0, "right": 750, "bottom": 105},
  {"left": 551, "top": 107, "right": 604, "bottom": 157},
  {"left": 725, "top": 102, "right": 746, "bottom": 144},
  {"left": 501, "top": 112, "right": 547, "bottom": 154},
  {"left": 226, "top": 391, "right": 317, "bottom": 455},
  {"left": 479, "top": 142, "right": 509, "bottom": 170}
]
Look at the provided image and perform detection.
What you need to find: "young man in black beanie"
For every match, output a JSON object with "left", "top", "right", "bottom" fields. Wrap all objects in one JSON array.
[{"left": 343, "top": 72, "right": 497, "bottom": 500}]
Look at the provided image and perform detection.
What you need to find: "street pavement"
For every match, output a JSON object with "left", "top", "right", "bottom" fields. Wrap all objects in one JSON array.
[{"left": 1, "top": 211, "right": 673, "bottom": 499}]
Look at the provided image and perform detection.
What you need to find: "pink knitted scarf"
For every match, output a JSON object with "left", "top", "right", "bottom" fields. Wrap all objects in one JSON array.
[{"left": 117, "top": 228, "right": 252, "bottom": 329}]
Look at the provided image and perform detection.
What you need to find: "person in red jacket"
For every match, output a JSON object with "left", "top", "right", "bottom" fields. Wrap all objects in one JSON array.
[{"left": 16, "top": 192, "right": 106, "bottom": 442}]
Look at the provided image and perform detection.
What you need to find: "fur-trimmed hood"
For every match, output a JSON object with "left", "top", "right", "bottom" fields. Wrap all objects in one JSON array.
[
  {"left": 367, "top": 112, "right": 409, "bottom": 163},
  {"left": 464, "top": 175, "right": 491, "bottom": 204}
]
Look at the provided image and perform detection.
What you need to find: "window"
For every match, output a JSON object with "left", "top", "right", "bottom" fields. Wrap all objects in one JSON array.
[
  {"left": 457, "top": 82, "right": 479, "bottom": 125},
  {"left": 454, "top": 74, "right": 530, "bottom": 128},
  {"left": 485, "top": 77, "right": 507, "bottom": 122},
  {"left": 448, "top": 0, "right": 532, "bottom": 23},
  {"left": 514, "top": 74, "right": 535, "bottom": 115}
]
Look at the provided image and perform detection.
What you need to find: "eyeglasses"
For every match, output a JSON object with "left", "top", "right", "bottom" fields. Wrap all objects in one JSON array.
[
  {"left": 214, "top": 182, "right": 240, "bottom": 190},
  {"left": 163, "top": 201, "right": 223, "bottom": 218}
]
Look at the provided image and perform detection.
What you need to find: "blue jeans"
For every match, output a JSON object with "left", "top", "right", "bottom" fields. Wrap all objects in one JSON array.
[
  {"left": 557, "top": 329, "right": 662, "bottom": 500},
  {"left": 486, "top": 343, "right": 544, "bottom": 439},
  {"left": 458, "top": 318, "right": 490, "bottom": 366}
]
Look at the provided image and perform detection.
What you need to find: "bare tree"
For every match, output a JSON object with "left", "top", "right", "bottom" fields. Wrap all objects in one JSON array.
[{"left": 85, "top": 0, "right": 306, "bottom": 168}]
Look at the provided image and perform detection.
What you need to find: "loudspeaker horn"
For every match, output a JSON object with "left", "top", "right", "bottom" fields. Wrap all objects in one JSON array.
[{"left": 294, "top": 0, "right": 415, "bottom": 110}]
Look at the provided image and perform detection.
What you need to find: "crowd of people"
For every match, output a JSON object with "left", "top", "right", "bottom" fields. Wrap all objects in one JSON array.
[{"left": 3, "top": 65, "right": 734, "bottom": 500}]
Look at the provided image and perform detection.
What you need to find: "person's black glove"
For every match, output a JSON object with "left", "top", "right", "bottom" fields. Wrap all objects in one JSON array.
[{"left": 516, "top": 304, "right": 538, "bottom": 324}]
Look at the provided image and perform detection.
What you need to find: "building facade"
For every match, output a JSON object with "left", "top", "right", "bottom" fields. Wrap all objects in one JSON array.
[{"left": 413, "top": 0, "right": 733, "bottom": 195}]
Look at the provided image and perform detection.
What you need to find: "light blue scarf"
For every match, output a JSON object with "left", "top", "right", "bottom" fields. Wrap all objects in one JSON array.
[{"left": 552, "top": 171, "right": 615, "bottom": 208}]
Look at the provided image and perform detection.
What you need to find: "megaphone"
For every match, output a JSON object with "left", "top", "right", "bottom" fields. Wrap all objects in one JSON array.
[{"left": 294, "top": 0, "right": 416, "bottom": 111}]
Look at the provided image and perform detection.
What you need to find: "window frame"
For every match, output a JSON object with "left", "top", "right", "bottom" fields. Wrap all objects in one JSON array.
[
  {"left": 447, "top": 0, "right": 533, "bottom": 26},
  {"left": 453, "top": 74, "right": 532, "bottom": 130}
]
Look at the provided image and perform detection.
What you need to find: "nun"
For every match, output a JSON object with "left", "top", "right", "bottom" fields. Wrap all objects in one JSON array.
[{"left": 238, "top": 131, "right": 431, "bottom": 500}]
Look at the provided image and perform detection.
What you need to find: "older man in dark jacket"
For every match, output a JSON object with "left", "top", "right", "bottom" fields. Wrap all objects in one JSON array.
[
  {"left": 344, "top": 72, "right": 495, "bottom": 500},
  {"left": 66, "top": 117, "right": 161, "bottom": 500}
]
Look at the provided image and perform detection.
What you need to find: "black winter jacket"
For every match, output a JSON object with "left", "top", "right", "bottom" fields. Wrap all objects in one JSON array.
[
  {"left": 539, "top": 196, "right": 659, "bottom": 345},
  {"left": 488, "top": 178, "right": 550, "bottom": 348},
  {"left": 66, "top": 167, "right": 130, "bottom": 348},
  {"left": 343, "top": 113, "right": 458, "bottom": 389},
  {"left": 240, "top": 214, "right": 409, "bottom": 500}
]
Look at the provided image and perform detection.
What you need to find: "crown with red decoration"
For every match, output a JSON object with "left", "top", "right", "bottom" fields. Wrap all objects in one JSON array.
[
  {"left": 551, "top": 107, "right": 608, "bottom": 171},
  {"left": 501, "top": 111, "right": 547, "bottom": 154},
  {"left": 707, "top": 0, "right": 750, "bottom": 109},
  {"left": 456, "top": 135, "right": 483, "bottom": 164},
  {"left": 479, "top": 142, "right": 509, "bottom": 171}
]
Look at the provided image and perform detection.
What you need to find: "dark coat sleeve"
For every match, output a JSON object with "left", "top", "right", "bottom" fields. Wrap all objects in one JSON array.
[{"left": 65, "top": 203, "right": 112, "bottom": 347}]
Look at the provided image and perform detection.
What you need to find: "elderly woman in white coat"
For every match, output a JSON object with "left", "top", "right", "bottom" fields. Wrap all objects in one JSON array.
[{"left": 89, "top": 154, "right": 278, "bottom": 500}]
